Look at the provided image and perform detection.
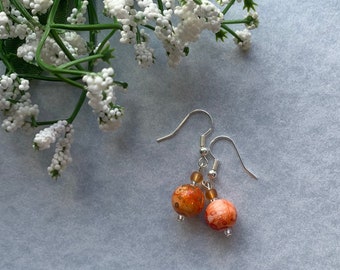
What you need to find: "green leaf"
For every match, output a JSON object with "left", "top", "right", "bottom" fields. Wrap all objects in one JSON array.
[
  {"left": 101, "top": 46, "right": 115, "bottom": 64},
  {"left": 215, "top": 29, "right": 228, "bottom": 42},
  {"left": 0, "top": 38, "right": 42, "bottom": 75},
  {"left": 183, "top": 47, "right": 189, "bottom": 56},
  {"left": 243, "top": 0, "right": 257, "bottom": 12},
  {"left": 7, "top": 54, "right": 43, "bottom": 75},
  {"left": 1, "top": 38, "right": 24, "bottom": 55},
  {"left": 54, "top": 0, "right": 76, "bottom": 24}
]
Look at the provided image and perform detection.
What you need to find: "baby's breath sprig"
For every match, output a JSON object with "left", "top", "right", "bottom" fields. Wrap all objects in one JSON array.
[{"left": 0, "top": 0, "right": 258, "bottom": 178}]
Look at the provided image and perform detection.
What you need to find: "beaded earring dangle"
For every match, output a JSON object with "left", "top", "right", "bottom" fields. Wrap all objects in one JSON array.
[
  {"left": 202, "top": 135, "right": 257, "bottom": 237},
  {"left": 157, "top": 109, "right": 214, "bottom": 222}
]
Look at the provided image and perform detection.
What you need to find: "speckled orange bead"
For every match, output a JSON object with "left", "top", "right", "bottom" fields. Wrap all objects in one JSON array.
[
  {"left": 172, "top": 184, "right": 205, "bottom": 217},
  {"left": 205, "top": 199, "right": 237, "bottom": 230}
]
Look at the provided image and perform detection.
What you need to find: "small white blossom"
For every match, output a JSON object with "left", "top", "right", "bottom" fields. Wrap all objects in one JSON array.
[
  {"left": 21, "top": 0, "right": 53, "bottom": 15},
  {"left": 17, "top": 30, "right": 88, "bottom": 65},
  {"left": 162, "top": 0, "right": 174, "bottom": 9},
  {"left": 67, "top": 0, "right": 89, "bottom": 24},
  {"left": 134, "top": 42, "right": 154, "bottom": 68},
  {"left": 104, "top": 0, "right": 138, "bottom": 44},
  {"left": 0, "top": 11, "right": 12, "bottom": 39},
  {"left": 62, "top": 31, "right": 88, "bottom": 56},
  {"left": 234, "top": 28, "right": 252, "bottom": 50},
  {"left": 217, "top": 0, "right": 231, "bottom": 5}
]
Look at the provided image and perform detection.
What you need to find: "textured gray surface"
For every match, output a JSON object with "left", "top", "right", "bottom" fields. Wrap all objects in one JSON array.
[{"left": 1, "top": 1, "right": 340, "bottom": 269}]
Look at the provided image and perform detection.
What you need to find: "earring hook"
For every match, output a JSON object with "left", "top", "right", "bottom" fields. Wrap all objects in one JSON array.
[
  {"left": 156, "top": 109, "right": 214, "bottom": 147},
  {"left": 209, "top": 135, "right": 257, "bottom": 180}
]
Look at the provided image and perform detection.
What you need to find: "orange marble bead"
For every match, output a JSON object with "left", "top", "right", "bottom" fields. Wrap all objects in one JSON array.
[
  {"left": 172, "top": 184, "right": 205, "bottom": 217},
  {"left": 205, "top": 199, "right": 237, "bottom": 230}
]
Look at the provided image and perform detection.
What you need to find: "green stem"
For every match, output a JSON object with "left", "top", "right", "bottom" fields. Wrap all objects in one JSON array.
[
  {"left": 17, "top": 74, "right": 82, "bottom": 81},
  {"left": 136, "top": 27, "right": 142, "bottom": 44},
  {"left": 142, "top": 24, "right": 156, "bottom": 31},
  {"left": 54, "top": 73, "right": 84, "bottom": 89},
  {"left": 222, "top": 19, "right": 250, "bottom": 25},
  {"left": 35, "top": 29, "right": 87, "bottom": 76},
  {"left": 157, "top": 0, "right": 164, "bottom": 14},
  {"left": 95, "top": 28, "right": 118, "bottom": 53},
  {"left": 50, "top": 23, "right": 122, "bottom": 31},
  {"left": 35, "top": 24, "right": 87, "bottom": 76},
  {"left": 58, "top": 54, "right": 104, "bottom": 69},
  {"left": 222, "top": 0, "right": 236, "bottom": 15},
  {"left": 50, "top": 29, "right": 83, "bottom": 69},
  {"left": 87, "top": 0, "right": 99, "bottom": 71},
  {"left": 0, "top": 41, "right": 14, "bottom": 73},
  {"left": 35, "top": 120, "right": 59, "bottom": 126},
  {"left": 53, "top": 72, "right": 87, "bottom": 124},
  {"left": 221, "top": 25, "right": 242, "bottom": 42},
  {"left": 33, "top": 0, "right": 87, "bottom": 126},
  {"left": 8, "top": 14, "right": 23, "bottom": 25},
  {"left": 67, "top": 90, "right": 87, "bottom": 123},
  {"left": 87, "top": 0, "right": 99, "bottom": 24},
  {"left": 114, "top": 81, "right": 128, "bottom": 89}
]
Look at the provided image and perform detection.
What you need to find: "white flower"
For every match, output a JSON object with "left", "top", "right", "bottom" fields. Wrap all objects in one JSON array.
[
  {"left": 82, "top": 68, "right": 124, "bottom": 131},
  {"left": 33, "top": 120, "right": 68, "bottom": 150},
  {"left": 234, "top": 28, "right": 252, "bottom": 50},
  {"left": 245, "top": 12, "right": 259, "bottom": 30}
]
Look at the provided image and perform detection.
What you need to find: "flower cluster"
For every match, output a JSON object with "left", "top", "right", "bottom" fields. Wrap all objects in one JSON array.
[
  {"left": 104, "top": 0, "right": 258, "bottom": 67},
  {"left": 83, "top": 67, "right": 124, "bottom": 131},
  {"left": 33, "top": 120, "right": 74, "bottom": 178},
  {"left": 105, "top": 0, "right": 225, "bottom": 66},
  {"left": 0, "top": 0, "right": 258, "bottom": 178},
  {"left": 17, "top": 30, "right": 88, "bottom": 65},
  {"left": 0, "top": 73, "right": 39, "bottom": 132}
]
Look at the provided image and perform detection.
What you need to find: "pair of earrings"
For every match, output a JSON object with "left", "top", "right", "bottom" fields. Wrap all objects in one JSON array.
[{"left": 157, "top": 109, "right": 257, "bottom": 237}]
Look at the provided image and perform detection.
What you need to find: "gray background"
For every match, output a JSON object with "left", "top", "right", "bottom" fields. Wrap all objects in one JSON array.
[{"left": 1, "top": 0, "right": 339, "bottom": 269}]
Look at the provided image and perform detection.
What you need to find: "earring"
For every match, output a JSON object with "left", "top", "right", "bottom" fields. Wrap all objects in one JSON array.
[
  {"left": 157, "top": 109, "right": 214, "bottom": 221},
  {"left": 203, "top": 135, "right": 257, "bottom": 237}
]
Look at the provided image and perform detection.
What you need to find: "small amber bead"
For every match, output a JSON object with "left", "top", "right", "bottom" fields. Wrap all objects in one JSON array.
[
  {"left": 205, "top": 189, "right": 218, "bottom": 201},
  {"left": 190, "top": 171, "right": 203, "bottom": 184},
  {"left": 172, "top": 184, "right": 205, "bottom": 217},
  {"left": 205, "top": 199, "right": 237, "bottom": 231}
]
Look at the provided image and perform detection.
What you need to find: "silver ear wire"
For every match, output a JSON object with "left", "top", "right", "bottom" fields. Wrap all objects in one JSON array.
[
  {"left": 157, "top": 109, "right": 214, "bottom": 171},
  {"left": 209, "top": 135, "right": 257, "bottom": 180},
  {"left": 157, "top": 109, "right": 213, "bottom": 144}
]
